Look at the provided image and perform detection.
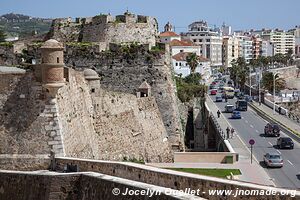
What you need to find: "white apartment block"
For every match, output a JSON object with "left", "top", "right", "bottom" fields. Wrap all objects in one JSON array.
[
  {"left": 172, "top": 52, "right": 211, "bottom": 81},
  {"left": 182, "top": 20, "right": 223, "bottom": 68},
  {"left": 289, "top": 26, "right": 300, "bottom": 58},
  {"left": 222, "top": 36, "right": 239, "bottom": 68},
  {"left": 237, "top": 36, "right": 253, "bottom": 63},
  {"left": 170, "top": 39, "right": 201, "bottom": 56},
  {"left": 261, "top": 30, "right": 295, "bottom": 55}
]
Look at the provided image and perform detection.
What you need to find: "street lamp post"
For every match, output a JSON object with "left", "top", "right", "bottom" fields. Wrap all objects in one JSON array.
[
  {"left": 258, "top": 68, "right": 261, "bottom": 105},
  {"left": 249, "top": 66, "right": 251, "bottom": 97},
  {"left": 273, "top": 72, "right": 278, "bottom": 115}
]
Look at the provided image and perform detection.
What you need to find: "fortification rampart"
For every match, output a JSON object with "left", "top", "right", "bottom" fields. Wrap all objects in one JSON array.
[
  {"left": 46, "top": 12, "right": 158, "bottom": 50},
  {"left": 1, "top": 157, "right": 298, "bottom": 199}
]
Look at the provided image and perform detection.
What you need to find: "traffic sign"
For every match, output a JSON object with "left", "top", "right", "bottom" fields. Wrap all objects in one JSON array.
[{"left": 249, "top": 139, "right": 255, "bottom": 164}]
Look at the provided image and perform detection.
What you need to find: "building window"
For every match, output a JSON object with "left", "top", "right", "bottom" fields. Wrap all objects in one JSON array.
[
  {"left": 179, "top": 62, "right": 182, "bottom": 66},
  {"left": 193, "top": 39, "right": 197, "bottom": 42},
  {"left": 180, "top": 50, "right": 184, "bottom": 52},
  {"left": 57, "top": 57, "right": 59, "bottom": 63},
  {"left": 176, "top": 62, "right": 178, "bottom": 66},
  {"left": 165, "top": 38, "right": 167, "bottom": 41},
  {"left": 91, "top": 88, "right": 95, "bottom": 93},
  {"left": 206, "top": 39, "right": 210, "bottom": 42}
]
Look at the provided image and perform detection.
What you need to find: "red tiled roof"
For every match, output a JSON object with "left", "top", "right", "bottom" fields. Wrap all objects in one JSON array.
[
  {"left": 172, "top": 52, "right": 209, "bottom": 62},
  {"left": 159, "top": 31, "right": 180, "bottom": 37},
  {"left": 170, "top": 39, "right": 196, "bottom": 47}
]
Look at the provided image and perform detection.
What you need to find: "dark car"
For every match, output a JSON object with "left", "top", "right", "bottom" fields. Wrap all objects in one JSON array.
[
  {"left": 264, "top": 123, "right": 280, "bottom": 137},
  {"left": 277, "top": 137, "right": 294, "bottom": 149},
  {"left": 215, "top": 95, "right": 223, "bottom": 102}
]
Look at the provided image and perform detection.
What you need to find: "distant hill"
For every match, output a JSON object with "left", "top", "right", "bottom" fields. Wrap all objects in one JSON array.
[{"left": 0, "top": 13, "right": 52, "bottom": 39}]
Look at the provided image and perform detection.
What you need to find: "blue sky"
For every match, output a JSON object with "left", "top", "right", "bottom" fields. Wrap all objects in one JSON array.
[{"left": 0, "top": 0, "right": 299, "bottom": 32}]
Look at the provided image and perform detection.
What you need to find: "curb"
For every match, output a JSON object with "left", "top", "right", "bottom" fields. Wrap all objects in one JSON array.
[{"left": 249, "top": 103, "right": 300, "bottom": 143}]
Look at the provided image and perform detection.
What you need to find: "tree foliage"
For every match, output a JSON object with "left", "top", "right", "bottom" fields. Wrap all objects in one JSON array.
[
  {"left": 176, "top": 73, "right": 207, "bottom": 102},
  {"left": 261, "top": 72, "right": 286, "bottom": 93},
  {"left": 229, "top": 57, "right": 249, "bottom": 91},
  {"left": 0, "top": 29, "right": 6, "bottom": 42},
  {"left": 186, "top": 52, "right": 199, "bottom": 74}
]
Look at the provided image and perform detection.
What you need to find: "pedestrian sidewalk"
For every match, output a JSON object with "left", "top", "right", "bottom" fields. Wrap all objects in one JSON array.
[
  {"left": 251, "top": 101, "right": 300, "bottom": 136},
  {"left": 147, "top": 162, "right": 275, "bottom": 187}
]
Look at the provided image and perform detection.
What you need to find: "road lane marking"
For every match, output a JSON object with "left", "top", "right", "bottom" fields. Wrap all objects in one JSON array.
[
  {"left": 255, "top": 130, "right": 259, "bottom": 133},
  {"left": 268, "top": 142, "right": 273, "bottom": 146},
  {"left": 276, "top": 150, "right": 281, "bottom": 154},
  {"left": 287, "top": 160, "right": 293, "bottom": 166},
  {"left": 245, "top": 120, "right": 248, "bottom": 123},
  {"left": 250, "top": 124, "right": 254, "bottom": 128}
]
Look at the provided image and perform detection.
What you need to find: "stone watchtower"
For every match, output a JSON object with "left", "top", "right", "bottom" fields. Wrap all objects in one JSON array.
[
  {"left": 84, "top": 68, "right": 100, "bottom": 96},
  {"left": 40, "top": 39, "right": 65, "bottom": 97}
]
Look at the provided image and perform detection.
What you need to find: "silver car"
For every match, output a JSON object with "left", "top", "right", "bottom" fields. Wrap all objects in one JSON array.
[
  {"left": 225, "top": 104, "right": 234, "bottom": 113},
  {"left": 263, "top": 152, "right": 283, "bottom": 168}
]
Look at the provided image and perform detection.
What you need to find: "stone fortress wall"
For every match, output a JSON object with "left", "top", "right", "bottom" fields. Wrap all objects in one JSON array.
[
  {"left": 0, "top": 67, "right": 172, "bottom": 162},
  {"left": 19, "top": 42, "right": 184, "bottom": 151},
  {"left": 0, "top": 64, "right": 172, "bottom": 162},
  {"left": 63, "top": 44, "right": 184, "bottom": 150},
  {"left": 47, "top": 12, "right": 158, "bottom": 50}
]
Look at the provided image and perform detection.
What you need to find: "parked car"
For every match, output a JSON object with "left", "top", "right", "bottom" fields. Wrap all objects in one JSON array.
[
  {"left": 210, "top": 89, "right": 218, "bottom": 95},
  {"left": 277, "top": 137, "right": 294, "bottom": 149},
  {"left": 264, "top": 123, "right": 280, "bottom": 137},
  {"left": 263, "top": 152, "right": 283, "bottom": 168},
  {"left": 215, "top": 95, "right": 223, "bottom": 102},
  {"left": 225, "top": 104, "right": 235, "bottom": 113},
  {"left": 231, "top": 111, "right": 241, "bottom": 119}
]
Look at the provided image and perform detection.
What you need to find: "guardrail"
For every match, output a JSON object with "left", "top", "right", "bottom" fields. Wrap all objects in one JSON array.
[{"left": 249, "top": 102, "right": 300, "bottom": 143}]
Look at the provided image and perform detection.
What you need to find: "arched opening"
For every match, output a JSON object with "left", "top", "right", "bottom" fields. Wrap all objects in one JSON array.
[{"left": 57, "top": 57, "right": 60, "bottom": 63}]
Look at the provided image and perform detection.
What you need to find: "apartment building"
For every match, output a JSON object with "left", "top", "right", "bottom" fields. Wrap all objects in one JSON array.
[
  {"left": 172, "top": 52, "right": 211, "bottom": 81},
  {"left": 182, "top": 20, "right": 223, "bottom": 68},
  {"left": 289, "top": 26, "right": 300, "bottom": 58},
  {"left": 237, "top": 35, "right": 253, "bottom": 63},
  {"left": 261, "top": 30, "right": 295, "bottom": 55},
  {"left": 222, "top": 36, "right": 239, "bottom": 68}
]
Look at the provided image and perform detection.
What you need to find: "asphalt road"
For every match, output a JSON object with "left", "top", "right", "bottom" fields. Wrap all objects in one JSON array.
[{"left": 209, "top": 90, "right": 300, "bottom": 189}]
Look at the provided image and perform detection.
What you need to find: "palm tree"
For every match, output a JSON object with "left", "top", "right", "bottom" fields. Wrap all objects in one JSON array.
[
  {"left": 186, "top": 53, "right": 199, "bottom": 74},
  {"left": 230, "top": 57, "right": 248, "bottom": 90},
  {"left": 261, "top": 72, "right": 286, "bottom": 93}
]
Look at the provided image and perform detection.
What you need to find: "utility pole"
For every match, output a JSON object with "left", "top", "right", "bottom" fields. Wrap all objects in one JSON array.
[
  {"left": 258, "top": 68, "right": 261, "bottom": 105},
  {"left": 249, "top": 66, "right": 251, "bottom": 97},
  {"left": 273, "top": 72, "right": 277, "bottom": 115}
]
